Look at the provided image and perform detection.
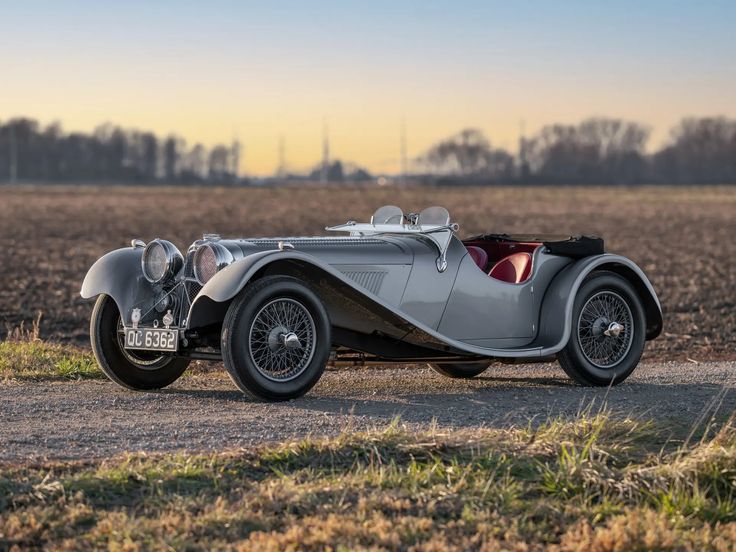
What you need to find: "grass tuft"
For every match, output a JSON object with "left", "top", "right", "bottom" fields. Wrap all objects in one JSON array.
[
  {"left": 0, "top": 340, "right": 101, "bottom": 381},
  {"left": 2, "top": 410, "right": 736, "bottom": 549}
]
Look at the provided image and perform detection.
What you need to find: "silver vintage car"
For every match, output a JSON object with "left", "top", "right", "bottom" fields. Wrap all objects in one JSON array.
[{"left": 81, "top": 205, "right": 662, "bottom": 400}]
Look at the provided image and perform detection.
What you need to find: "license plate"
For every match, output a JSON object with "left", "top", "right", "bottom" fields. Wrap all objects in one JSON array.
[{"left": 124, "top": 328, "right": 179, "bottom": 352}]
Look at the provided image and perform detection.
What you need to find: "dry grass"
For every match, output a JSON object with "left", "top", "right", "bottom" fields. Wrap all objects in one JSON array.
[
  {"left": 2, "top": 410, "right": 736, "bottom": 550},
  {"left": 0, "top": 340, "right": 100, "bottom": 381},
  {"left": 1, "top": 184, "right": 734, "bottom": 361},
  {"left": 0, "top": 337, "right": 220, "bottom": 382},
  {"left": 0, "top": 320, "right": 100, "bottom": 381}
]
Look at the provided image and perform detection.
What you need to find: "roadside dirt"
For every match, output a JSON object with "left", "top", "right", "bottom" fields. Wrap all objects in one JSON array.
[{"left": 1, "top": 361, "right": 733, "bottom": 461}]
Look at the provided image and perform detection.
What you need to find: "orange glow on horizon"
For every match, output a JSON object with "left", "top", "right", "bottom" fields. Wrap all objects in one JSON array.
[{"left": 2, "top": 2, "right": 734, "bottom": 176}]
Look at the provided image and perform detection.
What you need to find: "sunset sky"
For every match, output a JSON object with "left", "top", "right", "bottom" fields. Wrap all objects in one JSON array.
[{"left": 2, "top": 0, "right": 734, "bottom": 176}]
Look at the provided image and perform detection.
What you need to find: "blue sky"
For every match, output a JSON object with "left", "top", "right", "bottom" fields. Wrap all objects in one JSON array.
[{"left": 2, "top": 0, "right": 734, "bottom": 173}]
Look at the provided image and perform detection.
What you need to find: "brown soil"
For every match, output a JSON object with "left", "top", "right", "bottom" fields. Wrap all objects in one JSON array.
[{"left": 0, "top": 184, "right": 734, "bottom": 361}]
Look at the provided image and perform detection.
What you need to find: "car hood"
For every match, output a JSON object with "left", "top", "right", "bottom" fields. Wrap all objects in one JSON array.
[{"left": 212, "top": 236, "right": 413, "bottom": 265}]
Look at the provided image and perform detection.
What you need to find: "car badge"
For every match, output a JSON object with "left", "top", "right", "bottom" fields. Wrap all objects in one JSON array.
[
  {"left": 163, "top": 310, "right": 174, "bottom": 329},
  {"left": 131, "top": 308, "right": 141, "bottom": 329}
]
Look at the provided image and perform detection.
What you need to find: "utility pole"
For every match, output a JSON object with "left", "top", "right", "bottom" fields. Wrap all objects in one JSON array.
[
  {"left": 400, "top": 117, "right": 408, "bottom": 185},
  {"left": 320, "top": 119, "right": 329, "bottom": 184},
  {"left": 518, "top": 119, "right": 529, "bottom": 183},
  {"left": 276, "top": 134, "right": 286, "bottom": 179},
  {"left": 231, "top": 135, "right": 242, "bottom": 182},
  {"left": 9, "top": 124, "right": 17, "bottom": 183}
]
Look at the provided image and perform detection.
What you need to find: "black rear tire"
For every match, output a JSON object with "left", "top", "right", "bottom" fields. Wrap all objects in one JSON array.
[
  {"left": 428, "top": 362, "right": 491, "bottom": 379},
  {"left": 90, "top": 294, "right": 189, "bottom": 390},
  {"left": 557, "top": 271, "right": 646, "bottom": 386},
  {"left": 221, "top": 276, "right": 331, "bottom": 401}
]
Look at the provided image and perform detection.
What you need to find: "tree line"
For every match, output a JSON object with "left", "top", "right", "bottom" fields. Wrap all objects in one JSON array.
[
  {"left": 0, "top": 119, "right": 242, "bottom": 185},
  {"left": 418, "top": 116, "right": 736, "bottom": 185},
  {"left": 0, "top": 115, "right": 735, "bottom": 185}
]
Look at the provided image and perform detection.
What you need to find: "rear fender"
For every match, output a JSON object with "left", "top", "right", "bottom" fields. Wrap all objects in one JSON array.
[{"left": 535, "top": 254, "right": 663, "bottom": 351}]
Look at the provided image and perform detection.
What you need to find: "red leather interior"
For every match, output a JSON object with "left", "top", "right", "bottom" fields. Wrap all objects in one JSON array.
[
  {"left": 466, "top": 246, "right": 489, "bottom": 271},
  {"left": 488, "top": 252, "right": 533, "bottom": 284},
  {"left": 463, "top": 240, "right": 539, "bottom": 283}
]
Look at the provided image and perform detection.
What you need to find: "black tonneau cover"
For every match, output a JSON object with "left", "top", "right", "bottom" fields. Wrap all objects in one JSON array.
[{"left": 469, "top": 234, "right": 605, "bottom": 259}]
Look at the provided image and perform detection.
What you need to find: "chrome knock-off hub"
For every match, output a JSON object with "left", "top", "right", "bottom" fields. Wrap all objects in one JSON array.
[{"left": 604, "top": 321, "right": 624, "bottom": 337}]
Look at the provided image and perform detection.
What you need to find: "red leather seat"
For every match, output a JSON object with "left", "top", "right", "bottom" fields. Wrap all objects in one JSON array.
[
  {"left": 488, "top": 252, "right": 532, "bottom": 283},
  {"left": 466, "top": 246, "right": 489, "bottom": 271}
]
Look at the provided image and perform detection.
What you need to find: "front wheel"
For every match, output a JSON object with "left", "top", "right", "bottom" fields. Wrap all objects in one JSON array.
[
  {"left": 557, "top": 271, "right": 646, "bottom": 386},
  {"left": 90, "top": 294, "right": 189, "bottom": 390},
  {"left": 221, "top": 276, "right": 331, "bottom": 401}
]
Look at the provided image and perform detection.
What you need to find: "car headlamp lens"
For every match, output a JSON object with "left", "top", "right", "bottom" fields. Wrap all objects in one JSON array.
[
  {"left": 141, "top": 239, "right": 183, "bottom": 284},
  {"left": 193, "top": 243, "right": 233, "bottom": 285}
]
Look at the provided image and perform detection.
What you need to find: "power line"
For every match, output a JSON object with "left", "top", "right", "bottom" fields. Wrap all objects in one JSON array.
[
  {"left": 276, "top": 134, "right": 286, "bottom": 178},
  {"left": 9, "top": 124, "right": 17, "bottom": 183},
  {"left": 518, "top": 119, "right": 529, "bottom": 181},
  {"left": 320, "top": 118, "right": 329, "bottom": 183},
  {"left": 231, "top": 134, "right": 242, "bottom": 178},
  {"left": 400, "top": 117, "right": 407, "bottom": 184}
]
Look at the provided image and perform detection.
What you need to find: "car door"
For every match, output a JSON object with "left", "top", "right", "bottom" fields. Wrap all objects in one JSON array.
[{"left": 437, "top": 253, "right": 536, "bottom": 348}]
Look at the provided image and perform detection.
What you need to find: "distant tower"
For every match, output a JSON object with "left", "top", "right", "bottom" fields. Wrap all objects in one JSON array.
[
  {"left": 320, "top": 119, "right": 330, "bottom": 183},
  {"left": 400, "top": 118, "right": 408, "bottom": 185},
  {"left": 9, "top": 124, "right": 17, "bottom": 183},
  {"left": 276, "top": 135, "right": 286, "bottom": 178},
  {"left": 231, "top": 136, "right": 242, "bottom": 180},
  {"left": 518, "top": 120, "right": 530, "bottom": 183}
]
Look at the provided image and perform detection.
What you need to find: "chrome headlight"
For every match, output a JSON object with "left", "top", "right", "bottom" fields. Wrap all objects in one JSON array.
[
  {"left": 141, "top": 239, "right": 183, "bottom": 284},
  {"left": 193, "top": 242, "right": 234, "bottom": 285}
]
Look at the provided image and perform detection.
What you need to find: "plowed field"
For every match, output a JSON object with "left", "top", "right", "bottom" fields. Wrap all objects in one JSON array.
[{"left": 1, "top": 184, "right": 734, "bottom": 361}]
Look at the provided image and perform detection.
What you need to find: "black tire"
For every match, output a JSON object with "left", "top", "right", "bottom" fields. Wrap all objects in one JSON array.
[
  {"left": 221, "top": 276, "right": 331, "bottom": 401},
  {"left": 558, "top": 271, "right": 646, "bottom": 386},
  {"left": 90, "top": 294, "right": 189, "bottom": 390},
  {"left": 429, "top": 362, "right": 491, "bottom": 379}
]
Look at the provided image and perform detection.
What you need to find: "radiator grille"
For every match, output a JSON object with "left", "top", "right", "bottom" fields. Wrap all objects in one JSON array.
[
  {"left": 177, "top": 251, "right": 202, "bottom": 326},
  {"left": 185, "top": 280, "right": 202, "bottom": 303}
]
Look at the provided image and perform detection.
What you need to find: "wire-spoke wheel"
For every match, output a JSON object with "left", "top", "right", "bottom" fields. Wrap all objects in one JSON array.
[
  {"left": 248, "top": 298, "right": 317, "bottom": 382},
  {"left": 576, "top": 291, "right": 634, "bottom": 369},
  {"left": 558, "top": 271, "right": 646, "bottom": 386},
  {"left": 222, "top": 276, "right": 331, "bottom": 401}
]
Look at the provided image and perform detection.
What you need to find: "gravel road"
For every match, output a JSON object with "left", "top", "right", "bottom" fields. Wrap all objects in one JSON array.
[{"left": 1, "top": 362, "right": 734, "bottom": 461}]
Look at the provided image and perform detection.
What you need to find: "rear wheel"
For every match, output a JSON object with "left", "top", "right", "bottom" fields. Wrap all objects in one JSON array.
[
  {"left": 429, "top": 362, "right": 491, "bottom": 379},
  {"left": 90, "top": 294, "right": 189, "bottom": 390},
  {"left": 221, "top": 276, "right": 331, "bottom": 401},
  {"left": 558, "top": 271, "right": 645, "bottom": 386}
]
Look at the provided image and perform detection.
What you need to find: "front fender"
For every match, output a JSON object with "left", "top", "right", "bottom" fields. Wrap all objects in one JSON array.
[
  {"left": 80, "top": 247, "right": 153, "bottom": 323},
  {"left": 187, "top": 250, "right": 360, "bottom": 328},
  {"left": 535, "top": 254, "right": 663, "bottom": 352}
]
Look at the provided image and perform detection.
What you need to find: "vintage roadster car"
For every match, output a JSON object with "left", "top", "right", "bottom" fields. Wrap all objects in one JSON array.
[{"left": 81, "top": 205, "right": 662, "bottom": 400}]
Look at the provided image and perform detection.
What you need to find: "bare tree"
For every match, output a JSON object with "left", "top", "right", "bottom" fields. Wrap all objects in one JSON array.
[
  {"left": 419, "top": 128, "right": 514, "bottom": 180},
  {"left": 208, "top": 145, "right": 232, "bottom": 182},
  {"left": 527, "top": 118, "right": 650, "bottom": 184},
  {"left": 654, "top": 117, "right": 736, "bottom": 184},
  {"left": 0, "top": 115, "right": 734, "bottom": 186},
  {"left": 162, "top": 136, "right": 181, "bottom": 183}
]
